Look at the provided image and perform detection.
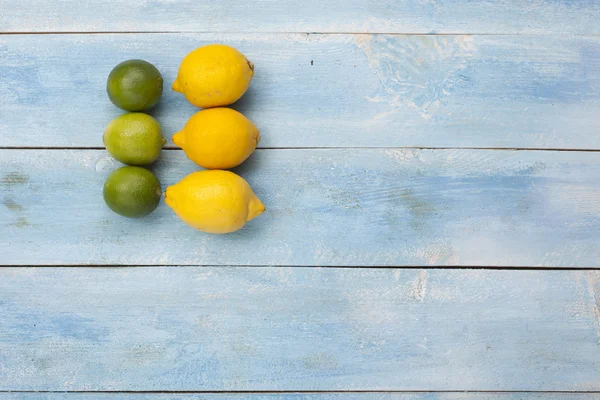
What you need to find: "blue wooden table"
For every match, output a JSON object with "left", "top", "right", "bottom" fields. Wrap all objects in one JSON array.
[{"left": 1, "top": 1, "right": 600, "bottom": 398}]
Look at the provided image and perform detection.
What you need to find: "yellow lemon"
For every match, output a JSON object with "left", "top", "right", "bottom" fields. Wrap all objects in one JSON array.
[
  {"left": 165, "top": 170, "right": 265, "bottom": 234},
  {"left": 173, "top": 108, "right": 260, "bottom": 169},
  {"left": 172, "top": 44, "right": 254, "bottom": 108}
]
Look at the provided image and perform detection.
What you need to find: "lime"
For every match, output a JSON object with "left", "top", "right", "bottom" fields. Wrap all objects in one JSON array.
[
  {"left": 103, "top": 113, "right": 166, "bottom": 166},
  {"left": 103, "top": 166, "right": 162, "bottom": 218},
  {"left": 107, "top": 59, "right": 163, "bottom": 111}
]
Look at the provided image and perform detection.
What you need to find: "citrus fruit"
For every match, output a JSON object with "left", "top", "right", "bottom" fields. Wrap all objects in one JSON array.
[
  {"left": 165, "top": 170, "right": 265, "bottom": 234},
  {"left": 103, "top": 113, "right": 166, "bottom": 166},
  {"left": 173, "top": 108, "right": 259, "bottom": 169},
  {"left": 107, "top": 59, "right": 163, "bottom": 111},
  {"left": 172, "top": 44, "right": 254, "bottom": 108},
  {"left": 103, "top": 166, "right": 162, "bottom": 218}
]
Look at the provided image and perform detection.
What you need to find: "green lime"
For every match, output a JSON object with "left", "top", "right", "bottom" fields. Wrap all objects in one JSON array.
[
  {"left": 103, "top": 113, "right": 166, "bottom": 166},
  {"left": 103, "top": 166, "right": 162, "bottom": 218},
  {"left": 107, "top": 59, "right": 163, "bottom": 111}
]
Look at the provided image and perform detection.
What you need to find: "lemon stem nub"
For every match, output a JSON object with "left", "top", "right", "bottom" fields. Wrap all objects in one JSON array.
[
  {"left": 172, "top": 131, "right": 185, "bottom": 148},
  {"left": 172, "top": 79, "right": 182, "bottom": 93},
  {"left": 247, "top": 195, "right": 265, "bottom": 221},
  {"left": 255, "top": 131, "right": 261, "bottom": 147}
]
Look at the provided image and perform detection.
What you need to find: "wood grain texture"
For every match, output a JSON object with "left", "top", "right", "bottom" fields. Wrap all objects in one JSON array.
[
  {"left": 0, "top": 267, "right": 599, "bottom": 391},
  {"left": 2, "top": 33, "right": 600, "bottom": 149},
  {"left": 1, "top": 0, "right": 599, "bottom": 34},
  {"left": 1, "top": 148, "right": 600, "bottom": 266},
  {"left": 1, "top": 395, "right": 600, "bottom": 400}
]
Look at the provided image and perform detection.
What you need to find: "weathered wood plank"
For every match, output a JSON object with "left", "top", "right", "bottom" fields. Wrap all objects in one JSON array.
[
  {"left": 2, "top": 34, "right": 600, "bottom": 149},
  {"left": 1, "top": 394, "right": 600, "bottom": 400},
  {"left": 0, "top": 267, "right": 598, "bottom": 391},
  {"left": 1, "top": 149, "right": 600, "bottom": 266},
  {"left": 1, "top": 0, "right": 599, "bottom": 34}
]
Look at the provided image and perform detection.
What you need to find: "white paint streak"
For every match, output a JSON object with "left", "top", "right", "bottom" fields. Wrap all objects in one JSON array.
[
  {"left": 384, "top": 148, "right": 421, "bottom": 163},
  {"left": 403, "top": 241, "right": 460, "bottom": 266},
  {"left": 354, "top": 35, "right": 476, "bottom": 120},
  {"left": 586, "top": 271, "right": 600, "bottom": 344},
  {"left": 94, "top": 154, "right": 117, "bottom": 172},
  {"left": 410, "top": 270, "right": 428, "bottom": 302}
]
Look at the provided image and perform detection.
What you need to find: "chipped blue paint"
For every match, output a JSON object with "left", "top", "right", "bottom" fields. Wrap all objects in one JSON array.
[
  {"left": 2, "top": 34, "right": 600, "bottom": 149},
  {"left": 0, "top": 268, "right": 598, "bottom": 391}
]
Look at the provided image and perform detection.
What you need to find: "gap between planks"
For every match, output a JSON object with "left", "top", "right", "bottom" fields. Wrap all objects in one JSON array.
[
  {"left": 2, "top": 146, "right": 600, "bottom": 152},
  {"left": 4, "top": 31, "right": 600, "bottom": 36},
  {"left": 1, "top": 390, "right": 600, "bottom": 394},
  {"left": 1, "top": 265, "right": 599, "bottom": 270}
]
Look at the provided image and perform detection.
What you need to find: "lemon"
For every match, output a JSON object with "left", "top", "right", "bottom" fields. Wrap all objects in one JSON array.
[
  {"left": 103, "top": 166, "right": 162, "bottom": 218},
  {"left": 172, "top": 44, "right": 254, "bottom": 108},
  {"left": 173, "top": 108, "right": 260, "bottom": 169},
  {"left": 165, "top": 170, "right": 265, "bottom": 234},
  {"left": 107, "top": 60, "right": 163, "bottom": 111},
  {"left": 103, "top": 113, "right": 166, "bottom": 166}
]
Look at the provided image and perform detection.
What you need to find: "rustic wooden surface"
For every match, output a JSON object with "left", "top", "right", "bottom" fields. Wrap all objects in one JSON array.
[
  {"left": 1, "top": 0, "right": 599, "bottom": 34},
  {"left": 1, "top": 268, "right": 599, "bottom": 391},
  {"left": 2, "top": 34, "right": 600, "bottom": 149},
  {"left": 0, "top": 0, "right": 599, "bottom": 398},
  {"left": 2, "top": 149, "right": 600, "bottom": 266}
]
